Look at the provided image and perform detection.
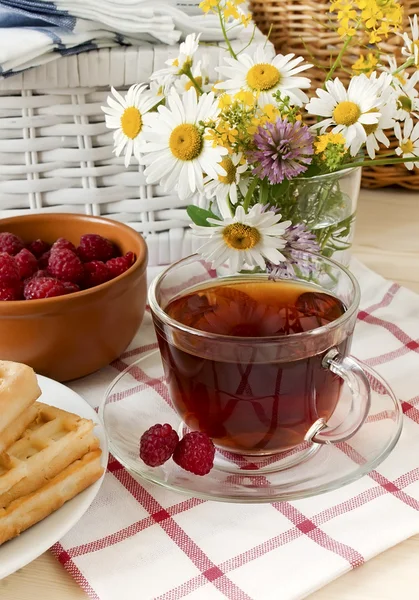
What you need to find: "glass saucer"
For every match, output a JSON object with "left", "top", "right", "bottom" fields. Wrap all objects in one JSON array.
[{"left": 100, "top": 351, "right": 403, "bottom": 503}]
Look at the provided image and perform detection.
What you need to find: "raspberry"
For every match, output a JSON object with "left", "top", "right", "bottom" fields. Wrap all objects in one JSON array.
[
  {"left": 48, "top": 249, "right": 84, "bottom": 284},
  {"left": 38, "top": 250, "right": 51, "bottom": 269},
  {"left": 84, "top": 261, "right": 111, "bottom": 288},
  {"left": 24, "top": 277, "right": 68, "bottom": 300},
  {"left": 0, "top": 232, "right": 24, "bottom": 256},
  {"left": 26, "top": 239, "right": 51, "bottom": 259},
  {"left": 77, "top": 234, "right": 116, "bottom": 263},
  {"left": 106, "top": 252, "right": 135, "bottom": 279},
  {"left": 0, "top": 253, "right": 20, "bottom": 286},
  {"left": 15, "top": 249, "right": 38, "bottom": 280},
  {"left": 51, "top": 237, "right": 76, "bottom": 253},
  {"left": 62, "top": 281, "right": 80, "bottom": 294},
  {"left": 140, "top": 424, "right": 179, "bottom": 467},
  {"left": 0, "top": 284, "right": 23, "bottom": 301},
  {"left": 173, "top": 432, "right": 215, "bottom": 476}
]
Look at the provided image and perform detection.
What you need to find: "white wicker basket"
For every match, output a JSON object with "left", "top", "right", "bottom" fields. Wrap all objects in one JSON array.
[{"left": 0, "top": 39, "right": 261, "bottom": 266}]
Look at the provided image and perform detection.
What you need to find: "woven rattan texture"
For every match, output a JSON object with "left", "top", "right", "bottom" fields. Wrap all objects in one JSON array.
[
  {"left": 250, "top": 0, "right": 419, "bottom": 188},
  {"left": 0, "top": 45, "right": 238, "bottom": 265}
]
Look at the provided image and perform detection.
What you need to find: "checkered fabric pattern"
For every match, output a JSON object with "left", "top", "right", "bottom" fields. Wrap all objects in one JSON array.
[{"left": 51, "top": 259, "right": 419, "bottom": 600}]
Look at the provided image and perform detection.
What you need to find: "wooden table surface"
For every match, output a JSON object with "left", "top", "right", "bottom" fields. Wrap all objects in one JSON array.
[{"left": 0, "top": 188, "right": 418, "bottom": 600}]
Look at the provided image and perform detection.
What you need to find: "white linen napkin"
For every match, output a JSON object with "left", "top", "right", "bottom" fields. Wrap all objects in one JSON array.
[{"left": 51, "top": 259, "right": 419, "bottom": 600}]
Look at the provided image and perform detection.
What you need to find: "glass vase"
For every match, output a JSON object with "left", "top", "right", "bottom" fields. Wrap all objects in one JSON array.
[{"left": 268, "top": 167, "right": 361, "bottom": 267}]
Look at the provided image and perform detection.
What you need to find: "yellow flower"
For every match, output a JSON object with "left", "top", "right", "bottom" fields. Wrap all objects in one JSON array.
[
  {"left": 314, "top": 132, "right": 347, "bottom": 154},
  {"left": 331, "top": 0, "right": 403, "bottom": 41},
  {"left": 219, "top": 121, "right": 238, "bottom": 143},
  {"left": 199, "top": 0, "right": 218, "bottom": 13},
  {"left": 240, "top": 13, "right": 252, "bottom": 27},
  {"left": 205, "top": 119, "right": 239, "bottom": 151},
  {"left": 224, "top": 1, "right": 239, "bottom": 19},
  {"left": 352, "top": 52, "right": 378, "bottom": 75},
  {"left": 218, "top": 93, "right": 232, "bottom": 109},
  {"left": 262, "top": 103, "right": 280, "bottom": 122},
  {"left": 234, "top": 90, "right": 256, "bottom": 106}
]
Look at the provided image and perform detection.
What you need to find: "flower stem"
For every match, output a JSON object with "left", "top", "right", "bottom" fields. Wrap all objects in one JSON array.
[
  {"left": 184, "top": 68, "right": 204, "bottom": 94},
  {"left": 217, "top": 4, "right": 238, "bottom": 60},
  {"left": 325, "top": 37, "right": 352, "bottom": 83},
  {"left": 393, "top": 57, "right": 415, "bottom": 75}
]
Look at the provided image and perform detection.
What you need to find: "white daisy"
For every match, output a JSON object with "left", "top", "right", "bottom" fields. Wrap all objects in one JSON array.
[
  {"left": 395, "top": 120, "right": 419, "bottom": 170},
  {"left": 306, "top": 75, "right": 383, "bottom": 156},
  {"left": 215, "top": 45, "right": 312, "bottom": 107},
  {"left": 204, "top": 153, "right": 250, "bottom": 218},
  {"left": 141, "top": 89, "right": 227, "bottom": 200},
  {"left": 174, "top": 60, "right": 211, "bottom": 96},
  {"left": 149, "top": 79, "right": 170, "bottom": 99},
  {"left": 402, "top": 14, "right": 419, "bottom": 66},
  {"left": 191, "top": 203, "right": 292, "bottom": 274},
  {"left": 362, "top": 73, "right": 396, "bottom": 159},
  {"left": 365, "top": 102, "right": 396, "bottom": 159},
  {"left": 393, "top": 71, "right": 419, "bottom": 131},
  {"left": 101, "top": 84, "right": 160, "bottom": 167},
  {"left": 150, "top": 33, "right": 201, "bottom": 84}
]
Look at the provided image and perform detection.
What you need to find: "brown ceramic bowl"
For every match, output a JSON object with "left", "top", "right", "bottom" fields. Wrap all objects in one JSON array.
[{"left": 0, "top": 213, "right": 148, "bottom": 382}]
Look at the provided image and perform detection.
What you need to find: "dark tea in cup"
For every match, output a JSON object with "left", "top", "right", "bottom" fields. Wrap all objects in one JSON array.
[{"left": 155, "top": 278, "right": 350, "bottom": 455}]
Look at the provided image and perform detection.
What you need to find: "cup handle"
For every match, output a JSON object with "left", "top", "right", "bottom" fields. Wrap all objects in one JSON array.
[{"left": 305, "top": 348, "right": 371, "bottom": 445}]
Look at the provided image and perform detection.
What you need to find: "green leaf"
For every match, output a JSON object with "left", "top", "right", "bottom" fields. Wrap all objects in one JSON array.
[
  {"left": 187, "top": 205, "right": 221, "bottom": 227},
  {"left": 243, "top": 177, "right": 259, "bottom": 211},
  {"left": 259, "top": 178, "right": 270, "bottom": 205},
  {"left": 270, "top": 179, "right": 290, "bottom": 197},
  {"left": 303, "top": 163, "right": 323, "bottom": 178}
]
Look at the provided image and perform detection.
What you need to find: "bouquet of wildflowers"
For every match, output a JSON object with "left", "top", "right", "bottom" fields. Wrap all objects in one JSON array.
[{"left": 103, "top": 0, "right": 417, "bottom": 274}]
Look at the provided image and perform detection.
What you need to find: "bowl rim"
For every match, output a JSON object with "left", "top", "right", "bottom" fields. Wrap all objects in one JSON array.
[{"left": 0, "top": 213, "right": 148, "bottom": 309}]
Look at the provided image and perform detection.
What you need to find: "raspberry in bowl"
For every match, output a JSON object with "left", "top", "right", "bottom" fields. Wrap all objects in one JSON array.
[{"left": 0, "top": 214, "right": 147, "bottom": 382}]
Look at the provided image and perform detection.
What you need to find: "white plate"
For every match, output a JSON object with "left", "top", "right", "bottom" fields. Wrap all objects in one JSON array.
[{"left": 0, "top": 375, "right": 108, "bottom": 580}]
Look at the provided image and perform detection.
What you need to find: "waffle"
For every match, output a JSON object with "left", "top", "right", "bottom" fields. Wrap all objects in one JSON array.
[
  {"left": 0, "top": 449, "right": 103, "bottom": 546},
  {"left": 0, "top": 404, "right": 39, "bottom": 454},
  {"left": 0, "top": 361, "right": 41, "bottom": 445},
  {"left": 0, "top": 402, "right": 99, "bottom": 508}
]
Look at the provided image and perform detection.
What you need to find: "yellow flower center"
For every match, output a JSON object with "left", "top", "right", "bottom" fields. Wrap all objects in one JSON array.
[
  {"left": 363, "top": 123, "right": 378, "bottom": 135},
  {"left": 169, "top": 124, "right": 202, "bottom": 161},
  {"left": 246, "top": 63, "right": 281, "bottom": 91},
  {"left": 185, "top": 76, "right": 203, "bottom": 92},
  {"left": 401, "top": 139, "right": 414, "bottom": 153},
  {"left": 218, "top": 157, "right": 237, "bottom": 185},
  {"left": 333, "top": 101, "right": 361, "bottom": 126},
  {"left": 120, "top": 107, "right": 143, "bottom": 139},
  {"left": 398, "top": 95, "right": 412, "bottom": 112},
  {"left": 222, "top": 223, "right": 261, "bottom": 250}
]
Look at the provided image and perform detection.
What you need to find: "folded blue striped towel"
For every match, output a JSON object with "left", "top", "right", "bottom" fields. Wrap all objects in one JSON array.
[{"left": 0, "top": 0, "right": 232, "bottom": 77}]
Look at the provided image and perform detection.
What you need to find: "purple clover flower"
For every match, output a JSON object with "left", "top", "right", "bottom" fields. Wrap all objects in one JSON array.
[
  {"left": 248, "top": 119, "right": 314, "bottom": 184},
  {"left": 283, "top": 223, "right": 319, "bottom": 253},
  {"left": 266, "top": 222, "right": 320, "bottom": 279}
]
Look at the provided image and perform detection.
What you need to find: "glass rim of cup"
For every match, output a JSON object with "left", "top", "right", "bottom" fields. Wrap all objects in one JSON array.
[{"left": 148, "top": 251, "right": 361, "bottom": 345}]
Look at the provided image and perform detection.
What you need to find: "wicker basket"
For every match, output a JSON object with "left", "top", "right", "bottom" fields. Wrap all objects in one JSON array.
[
  {"left": 250, "top": 0, "right": 419, "bottom": 188},
  {"left": 0, "top": 40, "right": 260, "bottom": 266}
]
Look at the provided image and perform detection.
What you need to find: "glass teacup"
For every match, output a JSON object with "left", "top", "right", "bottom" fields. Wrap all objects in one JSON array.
[{"left": 149, "top": 252, "right": 370, "bottom": 456}]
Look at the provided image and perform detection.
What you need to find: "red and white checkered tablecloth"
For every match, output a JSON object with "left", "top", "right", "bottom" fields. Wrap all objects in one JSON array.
[{"left": 52, "top": 259, "right": 419, "bottom": 600}]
